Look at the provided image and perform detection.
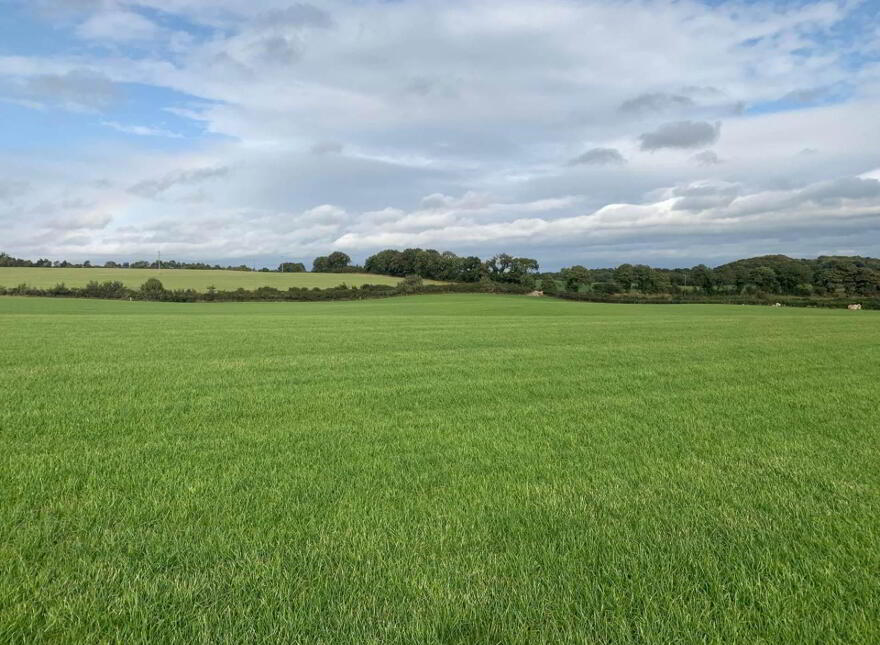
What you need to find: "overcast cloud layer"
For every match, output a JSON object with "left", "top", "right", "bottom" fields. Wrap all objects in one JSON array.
[{"left": 1, "top": 0, "right": 879, "bottom": 268}]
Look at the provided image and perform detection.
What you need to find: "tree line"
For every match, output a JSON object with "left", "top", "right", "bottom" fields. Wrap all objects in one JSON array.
[
  {"left": 0, "top": 253, "right": 260, "bottom": 272},
  {"left": 544, "top": 254, "right": 880, "bottom": 297},
  {"left": 3, "top": 250, "right": 879, "bottom": 296},
  {"left": 360, "top": 249, "right": 880, "bottom": 297}
]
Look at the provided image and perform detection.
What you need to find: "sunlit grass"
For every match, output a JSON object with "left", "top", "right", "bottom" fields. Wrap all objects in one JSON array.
[{"left": 1, "top": 295, "right": 878, "bottom": 643}]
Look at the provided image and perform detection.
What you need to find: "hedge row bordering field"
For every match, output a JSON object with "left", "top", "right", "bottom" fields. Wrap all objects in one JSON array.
[
  {"left": 554, "top": 291, "right": 880, "bottom": 309},
  {"left": 1, "top": 279, "right": 876, "bottom": 308},
  {"left": 0, "top": 279, "right": 532, "bottom": 302}
]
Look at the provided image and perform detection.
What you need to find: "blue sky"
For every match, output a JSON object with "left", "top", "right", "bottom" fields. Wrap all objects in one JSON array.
[{"left": 1, "top": 0, "right": 879, "bottom": 268}]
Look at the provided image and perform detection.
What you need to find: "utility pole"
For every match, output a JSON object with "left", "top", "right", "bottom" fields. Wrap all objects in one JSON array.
[{"left": 157, "top": 250, "right": 161, "bottom": 272}]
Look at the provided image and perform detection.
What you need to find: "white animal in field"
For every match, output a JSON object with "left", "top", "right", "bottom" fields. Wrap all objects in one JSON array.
[
  {"left": 527, "top": 290, "right": 544, "bottom": 297},
  {"left": 848, "top": 304, "right": 862, "bottom": 310},
  {"left": 772, "top": 302, "right": 782, "bottom": 307}
]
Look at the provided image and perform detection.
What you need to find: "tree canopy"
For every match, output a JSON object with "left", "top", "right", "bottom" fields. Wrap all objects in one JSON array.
[{"left": 312, "top": 252, "right": 352, "bottom": 273}]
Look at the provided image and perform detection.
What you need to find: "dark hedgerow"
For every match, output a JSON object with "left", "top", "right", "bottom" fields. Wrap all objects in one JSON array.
[
  {"left": 0, "top": 278, "right": 876, "bottom": 309},
  {"left": 555, "top": 290, "right": 880, "bottom": 309}
]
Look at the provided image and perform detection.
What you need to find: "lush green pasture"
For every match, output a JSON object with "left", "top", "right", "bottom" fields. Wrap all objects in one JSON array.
[
  {"left": 0, "top": 267, "right": 440, "bottom": 290},
  {"left": 1, "top": 295, "right": 878, "bottom": 644}
]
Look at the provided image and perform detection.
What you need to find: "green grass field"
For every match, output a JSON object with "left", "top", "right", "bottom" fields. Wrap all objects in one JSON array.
[
  {"left": 1, "top": 295, "right": 878, "bottom": 643},
  {"left": 0, "top": 267, "right": 439, "bottom": 291}
]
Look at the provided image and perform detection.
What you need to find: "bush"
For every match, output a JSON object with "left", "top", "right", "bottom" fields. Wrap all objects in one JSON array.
[
  {"left": 82, "top": 280, "right": 129, "bottom": 299},
  {"left": 398, "top": 275, "right": 424, "bottom": 293},
  {"left": 140, "top": 278, "right": 165, "bottom": 300}
]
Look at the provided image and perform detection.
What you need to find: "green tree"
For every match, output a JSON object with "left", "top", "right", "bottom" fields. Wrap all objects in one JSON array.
[
  {"left": 776, "top": 262, "right": 811, "bottom": 294},
  {"left": 593, "top": 282, "right": 621, "bottom": 295},
  {"left": 457, "top": 256, "right": 483, "bottom": 282},
  {"left": 633, "top": 265, "right": 660, "bottom": 293},
  {"left": 748, "top": 266, "right": 779, "bottom": 293},
  {"left": 614, "top": 264, "right": 635, "bottom": 291},
  {"left": 845, "top": 266, "right": 880, "bottom": 295},
  {"left": 485, "top": 254, "right": 539, "bottom": 286},
  {"left": 327, "top": 251, "right": 351, "bottom": 271},
  {"left": 561, "top": 265, "right": 591, "bottom": 292},
  {"left": 540, "top": 275, "right": 559, "bottom": 295},
  {"left": 312, "top": 252, "right": 351, "bottom": 272},
  {"left": 365, "top": 249, "right": 400, "bottom": 275},
  {"left": 691, "top": 264, "right": 716, "bottom": 294}
]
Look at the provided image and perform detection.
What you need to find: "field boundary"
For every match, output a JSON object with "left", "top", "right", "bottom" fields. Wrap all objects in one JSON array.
[
  {"left": 553, "top": 291, "right": 880, "bottom": 310},
  {"left": 0, "top": 280, "right": 533, "bottom": 303},
  {"left": 1, "top": 279, "right": 877, "bottom": 309}
]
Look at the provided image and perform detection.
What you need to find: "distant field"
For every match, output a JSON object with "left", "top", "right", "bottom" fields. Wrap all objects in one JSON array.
[
  {"left": 1, "top": 295, "right": 878, "bottom": 643},
  {"left": 0, "top": 267, "right": 442, "bottom": 290}
]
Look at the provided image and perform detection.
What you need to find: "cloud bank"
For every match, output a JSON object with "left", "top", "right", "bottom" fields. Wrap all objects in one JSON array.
[{"left": 0, "top": 0, "right": 878, "bottom": 267}]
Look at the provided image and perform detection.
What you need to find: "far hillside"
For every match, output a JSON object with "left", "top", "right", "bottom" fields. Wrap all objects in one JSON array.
[{"left": 0, "top": 267, "right": 444, "bottom": 291}]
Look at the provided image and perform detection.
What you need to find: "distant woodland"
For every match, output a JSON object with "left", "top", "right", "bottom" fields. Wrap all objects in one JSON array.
[{"left": 3, "top": 250, "right": 879, "bottom": 297}]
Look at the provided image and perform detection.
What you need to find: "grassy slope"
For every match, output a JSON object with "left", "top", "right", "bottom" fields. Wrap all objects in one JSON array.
[
  {"left": 1, "top": 295, "right": 878, "bottom": 644},
  {"left": 0, "top": 267, "right": 444, "bottom": 290}
]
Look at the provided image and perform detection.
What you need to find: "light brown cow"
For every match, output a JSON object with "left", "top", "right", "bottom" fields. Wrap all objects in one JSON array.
[
  {"left": 848, "top": 304, "right": 862, "bottom": 310},
  {"left": 527, "top": 290, "right": 544, "bottom": 297}
]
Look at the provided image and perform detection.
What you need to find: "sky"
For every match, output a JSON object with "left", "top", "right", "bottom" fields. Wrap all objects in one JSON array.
[{"left": 1, "top": 0, "right": 879, "bottom": 269}]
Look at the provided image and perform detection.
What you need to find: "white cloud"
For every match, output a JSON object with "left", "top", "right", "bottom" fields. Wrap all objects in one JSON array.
[
  {"left": 49, "top": 211, "right": 113, "bottom": 230},
  {"left": 692, "top": 150, "right": 721, "bottom": 166},
  {"left": 0, "top": 180, "right": 30, "bottom": 200},
  {"left": 6, "top": 70, "right": 119, "bottom": 112},
  {"left": 102, "top": 121, "right": 183, "bottom": 138},
  {"left": 328, "top": 177, "right": 880, "bottom": 262},
  {"left": 77, "top": 9, "right": 162, "bottom": 42},
  {"left": 310, "top": 141, "right": 344, "bottom": 155}
]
